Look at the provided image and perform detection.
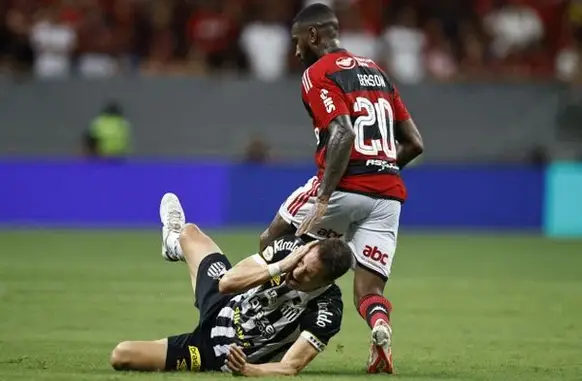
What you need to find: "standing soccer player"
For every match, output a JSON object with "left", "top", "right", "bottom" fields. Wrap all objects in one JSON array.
[{"left": 259, "top": 3, "right": 424, "bottom": 374}]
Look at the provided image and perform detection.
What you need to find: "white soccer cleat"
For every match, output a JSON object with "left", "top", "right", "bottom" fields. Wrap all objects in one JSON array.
[
  {"left": 159, "top": 192, "right": 186, "bottom": 261},
  {"left": 367, "top": 320, "right": 394, "bottom": 374}
]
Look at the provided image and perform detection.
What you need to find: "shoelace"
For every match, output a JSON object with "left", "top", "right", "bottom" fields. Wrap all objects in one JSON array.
[{"left": 168, "top": 209, "right": 183, "bottom": 231}]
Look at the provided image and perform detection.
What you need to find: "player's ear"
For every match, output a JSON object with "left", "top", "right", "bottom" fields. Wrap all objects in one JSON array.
[{"left": 308, "top": 26, "right": 318, "bottom": 45}]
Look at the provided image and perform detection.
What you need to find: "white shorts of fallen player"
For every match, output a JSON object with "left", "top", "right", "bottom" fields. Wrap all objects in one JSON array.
[{"left": 278, "top": 176, "right": 401, "bottom": 281}]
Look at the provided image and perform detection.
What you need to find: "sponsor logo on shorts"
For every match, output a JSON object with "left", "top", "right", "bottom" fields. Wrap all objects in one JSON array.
[
  {"left": 188, "top": 345, "right": 201, "bottom": 371},
  {"left": 176, "top": 359, "right": 188, "bottom": 371},
  {"left": 207, "top": 261, "right": 227, "bottom": 280},
  {"left": 362, "top": 245, "right": 389, "bottom": 265},
  {"left": 316, "top": 228, "right": 343, "bottom": 239}
]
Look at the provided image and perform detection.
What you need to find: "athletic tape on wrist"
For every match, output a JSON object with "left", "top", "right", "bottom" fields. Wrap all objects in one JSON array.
[{"left": 267, "top": 263, "right": 281, "bottom": 277}]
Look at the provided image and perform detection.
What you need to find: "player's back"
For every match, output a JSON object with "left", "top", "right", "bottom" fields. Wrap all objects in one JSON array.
[{"left": 302, "top": 50, "right": 411, "bottom": 202}]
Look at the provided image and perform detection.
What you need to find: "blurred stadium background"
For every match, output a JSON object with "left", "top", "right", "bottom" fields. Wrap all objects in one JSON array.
[{"left": 1, "top": 0, "right": 581, "bottom": 380}]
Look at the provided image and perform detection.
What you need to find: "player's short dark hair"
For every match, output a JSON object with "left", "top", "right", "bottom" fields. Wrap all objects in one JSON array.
[
  {"left": 316, "top": 238, "right": 352, "bottom": 282},
  {"left": 293, "top": 3, "right": 339, "bottom": 31}
]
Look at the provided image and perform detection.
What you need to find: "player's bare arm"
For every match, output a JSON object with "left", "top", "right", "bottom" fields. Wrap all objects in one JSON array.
[
  {"left": 226, "top": 336, "right": 320, "bottom": 376},
  {"left": 318, "top": 115, "right": 355, "bottom": 200},
  {"left": 394, "top": 118, "right": 424, "bottom": 169},
  {"left": 296, "top": 115, "right": 354, "bottom": 236},
  {"left": 219, "top": 241, "right": 316, "bottom": 294}
]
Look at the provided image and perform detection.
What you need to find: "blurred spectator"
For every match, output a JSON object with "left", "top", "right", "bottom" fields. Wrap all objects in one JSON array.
[
  {"left": 556, "top": 32, "right": 582, "bottom": 82},
  {"left": 459, "top": 20, "right": 490, "bottom": 79},
  {"left": 336, "top": 2, "right": 378, "bottom": 60},
  {"left": 29, "top": 3, "right": 76, "bottom": 79},
  {"left": 240, "top": 1, "right": 291, "bottom": 81},
  {"left": 381, "top": 6, "right": 426, "bottom": 84},
  {"left": 0, "top": 0, "right": 571, "bottom": 81},
  {"left": 4, "top": 0, "right": 36, "bottom": 74},
  {"left": 424, "top": 19, "right": 458, "bottom": 81},
  {"left": 483, "top": 0, "right": 544, "bottom": 60},
  {"left": 187, "top": 0, "right": 242, "bottom": 72},
  {"left": 243, "top": 134, "right": 271, "bottom": 164},
  {"left": 83, "top": 100, "right": 132, "bottom": 159},
  {"left": 76, "top": 0, "right": 120, "bottom": 78}
]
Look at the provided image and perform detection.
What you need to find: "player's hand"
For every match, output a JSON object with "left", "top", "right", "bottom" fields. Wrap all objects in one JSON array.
[
  {"left": 296, "top": 198, "right": 328, "bottom": 237},
  {"left": 279, "top": 240, "right": 317, "bottom": 274},
  {"left": 226, "top": 344, "right": 247, "bottom": 375}
]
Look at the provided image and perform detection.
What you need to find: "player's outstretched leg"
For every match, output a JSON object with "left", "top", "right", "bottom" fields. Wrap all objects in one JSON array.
[
  {"left": 110, "top": 339, "right": 168, "bottom": 371},
  {"left": 178, "top": 223, "right": 224, "bottom": 292},
  {"left": 354, "top": 268, "right": 394, "bottom": 374},
  {"left": 160, "top": 193, "right": 186, "bottom": 261}
]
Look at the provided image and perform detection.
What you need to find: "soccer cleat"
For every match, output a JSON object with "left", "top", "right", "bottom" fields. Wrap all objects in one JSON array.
[
  {"left": 159, "top": 192, "right": 186, "bottom": 261},
  {"left": 367, "top": 320, "right": 394, "bottom": 374}
]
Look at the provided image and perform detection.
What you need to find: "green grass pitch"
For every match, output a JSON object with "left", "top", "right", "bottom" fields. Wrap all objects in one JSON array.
[{"left": 0, "top": 230, "right": 581, "bottom": 381}]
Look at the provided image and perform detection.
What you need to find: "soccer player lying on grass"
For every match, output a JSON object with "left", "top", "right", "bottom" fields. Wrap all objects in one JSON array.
[{"left": 110, "top": 193, "right": 353, "bottom": 376}]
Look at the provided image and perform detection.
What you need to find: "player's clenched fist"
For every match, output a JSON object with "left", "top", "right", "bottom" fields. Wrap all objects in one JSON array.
[{"left": 226, "top": 344, "right": 247, "bottom": 375}]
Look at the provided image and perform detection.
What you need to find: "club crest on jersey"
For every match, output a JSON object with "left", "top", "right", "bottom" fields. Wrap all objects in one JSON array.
[
  {"left": 336, "top": 56, "right": 356, "bottom": 70},
  {"left": 262, "top": 246, "right": 274, "bottom": 261}
]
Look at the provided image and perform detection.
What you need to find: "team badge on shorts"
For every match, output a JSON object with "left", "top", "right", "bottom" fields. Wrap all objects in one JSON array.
[{"left": 207, "top": 261, "right": 227, "bottom": 280}]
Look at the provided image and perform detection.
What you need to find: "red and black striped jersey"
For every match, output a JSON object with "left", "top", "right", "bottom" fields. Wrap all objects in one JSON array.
[{"left": 301, "top": 50, "right": 410, "bottom": 202}]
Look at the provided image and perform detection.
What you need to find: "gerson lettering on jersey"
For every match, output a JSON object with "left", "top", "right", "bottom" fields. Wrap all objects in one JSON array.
[{"left": 357, "top": 74, "right": 386, "bottom": 88}]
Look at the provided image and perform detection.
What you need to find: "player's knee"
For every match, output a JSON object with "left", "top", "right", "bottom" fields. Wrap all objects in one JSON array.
[
  {"left": 179, "top": 223, "right": 203, "bottom": 245},
  {"left": 110, "top": 341, "right": 134, "bottom": 370}
]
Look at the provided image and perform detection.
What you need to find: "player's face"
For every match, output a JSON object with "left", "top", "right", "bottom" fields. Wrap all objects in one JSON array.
[
  {"left": 286, "top": 246, "right": 329, "bottom": 291},
  {"left": 291, "top": 23, "right": 319, "bottom": 68}
]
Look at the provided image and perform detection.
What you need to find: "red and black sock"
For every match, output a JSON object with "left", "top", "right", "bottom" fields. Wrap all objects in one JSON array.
[{"left": 358, "top": 294, "right": 392, "bottom": 328}]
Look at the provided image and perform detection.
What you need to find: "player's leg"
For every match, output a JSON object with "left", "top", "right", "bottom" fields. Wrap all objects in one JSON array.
[
  {"left": 111, "top": 333, "right": 204, "bottom": 372},
  {"left": 259, "top": 213, "right": 297, "bottom": 252},
  {"left": 160, "top": 193, "right": 225, "bottom": 290},
  {"left": 348, "top": 199, "right": 401, "bottom": 374},
  {"left": 110, "top": 339, "right": 168, "bottom": 371},
  {"left": 111, "top": 193, "right": 230, "bottom": 373},
  {"left": 261, "top": 177, "right": 352, "bottom": 251}
]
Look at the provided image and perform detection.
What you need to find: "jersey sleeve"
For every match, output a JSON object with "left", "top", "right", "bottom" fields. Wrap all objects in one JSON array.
[
  {"left": 252, "top": 236, "right": 305, "bottom": 265},
  {"left": 299, "top": 287, "right": 343, "bottom": 352},
  {"left": 302, "top": 67, "right": 350, "bottom": 128},
  {"left": 393, "top": 87, "right": 410, "bottom": 122}
]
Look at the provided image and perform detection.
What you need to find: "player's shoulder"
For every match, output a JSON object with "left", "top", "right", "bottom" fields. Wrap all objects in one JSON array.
[
  {"left": 305, "top": 51, "right": 394, "bottom": 90},
  {"left": 312, "top": 284, "right": 343, "bottom": 308}
]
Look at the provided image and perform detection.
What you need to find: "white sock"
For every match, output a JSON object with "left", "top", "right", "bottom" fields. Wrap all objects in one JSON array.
[{"left": 165, "top": 231, "right": 184, "bottom": 259}]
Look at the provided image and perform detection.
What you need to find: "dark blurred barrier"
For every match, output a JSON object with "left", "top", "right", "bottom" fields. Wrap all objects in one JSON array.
[
  {"left": 0, "top": 78, "right": 567, "bottom": 162},
  {"left": 0, "top": 160, "right": 544, "bottom": 230}
]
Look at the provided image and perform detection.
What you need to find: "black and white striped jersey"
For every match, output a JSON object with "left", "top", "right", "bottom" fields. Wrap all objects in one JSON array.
[{"left": 210, "top": 236, "right": 343, "bottom": 370}]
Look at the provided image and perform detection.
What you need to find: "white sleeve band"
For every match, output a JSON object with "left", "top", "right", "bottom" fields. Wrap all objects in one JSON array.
[
  {"left": 300, "top": 331, "right": 326, "bottom": 352},
  {"left": 267, "top": 263, "right": 281, "bottom": 277},
  {"left": 252, "top": 253, "right": 267, "bottom": 265}
]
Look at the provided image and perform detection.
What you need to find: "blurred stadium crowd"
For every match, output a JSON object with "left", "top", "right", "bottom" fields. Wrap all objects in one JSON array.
[{"left": 0, "top": 0, "right": 578, "bottom": 83}]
